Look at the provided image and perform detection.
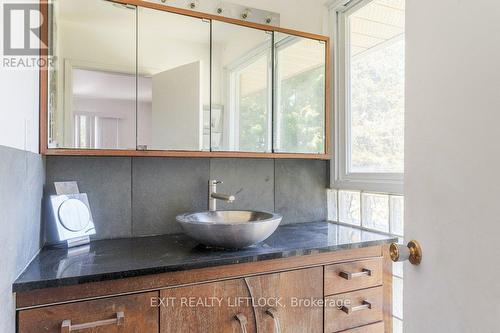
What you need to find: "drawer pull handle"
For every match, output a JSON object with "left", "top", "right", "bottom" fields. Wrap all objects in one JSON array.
[
  {"left": 235, "top": 313, "right": 248, "bottom": 333},
  {"left": 266, "top": 308, "right": 282, "bottom": 333},
  {"left": 60, "top": 311, "right": 124, "bottom": 332},
  {"left": 341, "top": 300, "right": 372, "bottom": 314},
  {"left": 339, "top": 268, "right": 372, "bottom": 280}
]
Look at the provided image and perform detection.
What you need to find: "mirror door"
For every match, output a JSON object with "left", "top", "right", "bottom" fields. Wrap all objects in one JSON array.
[
  {"left": 50, "top": 0, "right": 137, "bottom": 150},
  {"left": 47, "top": 2, "right": 329, "bottom": 157},
  {"left": 274, "top": 33, "right": 327, "bottom": 154},
  {"left": 211, "top": 21, "right": 273, "bottom": 153},
  {"left": 137, "top": 7, "right": 211, "bottom": 151}
]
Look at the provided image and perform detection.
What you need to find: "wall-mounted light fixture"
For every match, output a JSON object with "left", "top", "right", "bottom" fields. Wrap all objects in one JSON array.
[
  {"left": 154, "top": 1, "right": 281, "bottom": 26},
  {"left": 241, "top": 8, "right": 251, "bottom": 20},
  {"left": 187, "top": 0, "right": 199, "bottom": 9},
  {"left": 215, "top": 2, "right": 227, "bottom": 15}
]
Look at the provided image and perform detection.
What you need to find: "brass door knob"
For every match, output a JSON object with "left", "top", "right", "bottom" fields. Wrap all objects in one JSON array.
[{"left": 390, "top": 240, "right": 422, "bottom": 265}]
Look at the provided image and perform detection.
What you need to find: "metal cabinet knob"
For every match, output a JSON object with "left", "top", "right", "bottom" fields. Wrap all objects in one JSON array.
[{"left": 390, "top": 240, "right": 422, "bottom": 265}]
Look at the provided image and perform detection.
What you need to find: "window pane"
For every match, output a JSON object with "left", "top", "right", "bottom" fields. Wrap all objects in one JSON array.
[
  {"left": 327, "top": 189, "right": 338, "bottom": 221},
  {"left": 390, "top": 195, "right": 405, "bottom": 236},
  {"left": 212, "top": 21, "right": 272, "bottom": 152},
  {"left": 393, "top": 276, "right": 404, "bottom": 319},
  {"left": 275, "top": 33, "right": 325, "bottom": 153},
  {"left": 338, "top": 190, "right": 361, "bottom": 226},
  {"left": 238, "top": 54, "right": 271, "bottom": 151},
  {"left": 393, "top": 261, "right": 404, "bottom": 278},
  {"left": 393, "top": 317, "right": 403, "bottom": 333},
  {"left": 362, "top": 193, "right": 389, "bottom": 232},
  {"left": 347, "top": 0, "right": 405, "bottom": 173}
]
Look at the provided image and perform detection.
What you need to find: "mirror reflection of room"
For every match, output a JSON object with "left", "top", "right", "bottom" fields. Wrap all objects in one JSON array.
[
  {"left": 137, "top": 7, "right": 210, "bottom": 151},
  {"left": 50, "top": 0, "right": 211, "bottom": 151},
  {"left": 50, "top": 0, "right": 137, "bottom": 150},
  {"left": 274, "top": 33, "right": 326, "bottom": 154},
  {"left": 49, "top": 0, "right": 326, "bottom": 154},
  {"left": 212, "top": 21, "right": 273, "bottom": 152}
]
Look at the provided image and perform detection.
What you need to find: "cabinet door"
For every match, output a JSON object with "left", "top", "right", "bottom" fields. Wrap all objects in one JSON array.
[
  {"left": 137, "top": 7, "right": 211, "bottom": 152},
  {"left": 245, "top": 267, "right": 323, "bottom": 333},
  {"left": 160, "top": 279, "right": 256, "bottom": 333},
  {"left": 18, "top": 292, "right": 159, "bottom": 333},
  {"left": 211, "top": 20, "right": 273, "bottom": 153},
  {"left": 50, "top": 0, "right": 137, "bottom": 150},
  {"left": 273, "top": 33, "right": 327, "bottom": 154}
]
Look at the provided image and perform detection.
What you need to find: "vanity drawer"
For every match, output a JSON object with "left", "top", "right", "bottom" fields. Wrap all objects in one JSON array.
[
  {"left": 324, "top": 258, "right": 383, "bottom": 295},
  {"left": 324, "top": 286, "right": 383, "bottom": 333},
  {"left": 340, "top": 322, "right": 384, "bottom": 333},
  {"left": 18, "top": 292, "right": 159, "bottom": 333}
]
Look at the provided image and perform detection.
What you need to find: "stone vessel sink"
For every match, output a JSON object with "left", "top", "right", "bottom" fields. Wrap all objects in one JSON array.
[{"left": 176, "top": 210, "right": 282, "bottom": 249}]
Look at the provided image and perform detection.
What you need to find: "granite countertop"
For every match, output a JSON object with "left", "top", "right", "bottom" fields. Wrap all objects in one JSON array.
[{"left": 13, "top": 222, "right": 397, "bottom": 293}]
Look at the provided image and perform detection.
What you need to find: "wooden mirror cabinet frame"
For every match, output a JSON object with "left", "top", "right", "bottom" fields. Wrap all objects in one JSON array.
[{"left": 39, "top": 0, "right": 331, "bottom": 159}]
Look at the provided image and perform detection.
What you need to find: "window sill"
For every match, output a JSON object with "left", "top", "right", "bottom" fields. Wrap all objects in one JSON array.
[{"left": 332, "top": 178, "right": 403, "bottom": 195}]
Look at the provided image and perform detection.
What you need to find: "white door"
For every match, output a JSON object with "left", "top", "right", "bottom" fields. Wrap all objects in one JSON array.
[
  {"left": 151, "top": 61, "right": 203, "bottom": 151},
  {"left": 405, "top": 0, "right": 500, "bottom": 332}
]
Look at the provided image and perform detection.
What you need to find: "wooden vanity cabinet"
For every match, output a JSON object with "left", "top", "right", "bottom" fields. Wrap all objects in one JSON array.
[
  {"left": 245, "top": 267, "right": 323, "bottom": 333},
  {"left": 160, "top": 267, "right": 323, "bottom": 333},
  {"left": 160, "top": 279, "right": 256, "bottom": 333},
  {"left": 16, "top": 246, "right": 392, "bottom": 333},
  {"left": 17, "top": 292, "right": 159, "bottom": 333}
]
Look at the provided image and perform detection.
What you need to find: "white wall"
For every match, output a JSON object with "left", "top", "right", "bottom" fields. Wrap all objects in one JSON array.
[
  {"left": 169, "top": 0, "right": 328, "bottom": 35},
  {"left": 0, "top": 0, "right": 40, "bottom": 153},
  {"left": 0, "top": 70, "right": 39, "bottom": 153},
  {"left": 73, "top": 97, "right": 137, "bottom": 149},
  {"left": 405, "top": 0, "right": 500, "bottom": 332},
  {"left": 152, "top": 62, "right": 202, "bottom": 150},
  {"left": 0, "top": 3, "right": 44, "bottom": 333}
]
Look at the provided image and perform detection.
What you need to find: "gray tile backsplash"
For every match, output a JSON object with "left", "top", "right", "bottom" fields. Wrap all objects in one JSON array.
[
  {"left": 44, "top": 157, "right": 327, "bottom": 240},
  {"left": 0, "top": 145, "right": 44, "bottom": 333},
  {"left": 45, "top": 156, "right": 132, "bottom": 242},
  {"left": 209, "top": 158, "right": 274, "bottom": 212},
  {"left": 132, "top": 158, "right": 209, "bottom": 236},
  {"left": 275, "top": 159, "right": 327, "bottom": 224}
]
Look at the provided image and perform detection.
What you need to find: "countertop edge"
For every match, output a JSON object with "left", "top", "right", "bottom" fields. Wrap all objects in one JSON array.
[{"left": 12, "top": 237, "right": 397, "bottom": 293}]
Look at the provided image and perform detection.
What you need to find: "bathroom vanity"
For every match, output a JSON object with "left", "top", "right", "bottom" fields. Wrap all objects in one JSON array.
[{"left": 14, "top": 222, "right": 396, "bottom": 333}]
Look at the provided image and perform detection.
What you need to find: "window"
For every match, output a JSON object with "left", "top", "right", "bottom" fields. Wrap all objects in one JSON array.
[
  {"left": 226, "top": 34, "right": 326, "bottom": 154},
  {"left": 334, "top": 0, "right": 405, "bottom": 192},
  {"left": 228, "top": 47, "right": 272, "bottom": 152},
  {"left": 74, "top": 114, "right": 120, "bottom": 149},
  {"left": 331, "top": 1, "right": 405, "bottom": 331}
]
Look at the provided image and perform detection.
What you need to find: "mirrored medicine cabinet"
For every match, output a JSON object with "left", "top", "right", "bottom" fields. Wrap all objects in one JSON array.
[{"left": 41, "top": 0, "right": 330, "bottom": 159}]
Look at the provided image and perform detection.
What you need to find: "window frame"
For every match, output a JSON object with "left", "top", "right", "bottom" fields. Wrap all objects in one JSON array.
[
  {"left": 225, "top": 39, "right": 273, "bottom": 152},
  {"left": 329, "top": 0, "right": 404, "bottom": 194}
]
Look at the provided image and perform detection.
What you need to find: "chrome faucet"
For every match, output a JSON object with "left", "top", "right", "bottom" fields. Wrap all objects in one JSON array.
[{"left": 208, "top": 180, "right": 235, "bottom": 212}]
